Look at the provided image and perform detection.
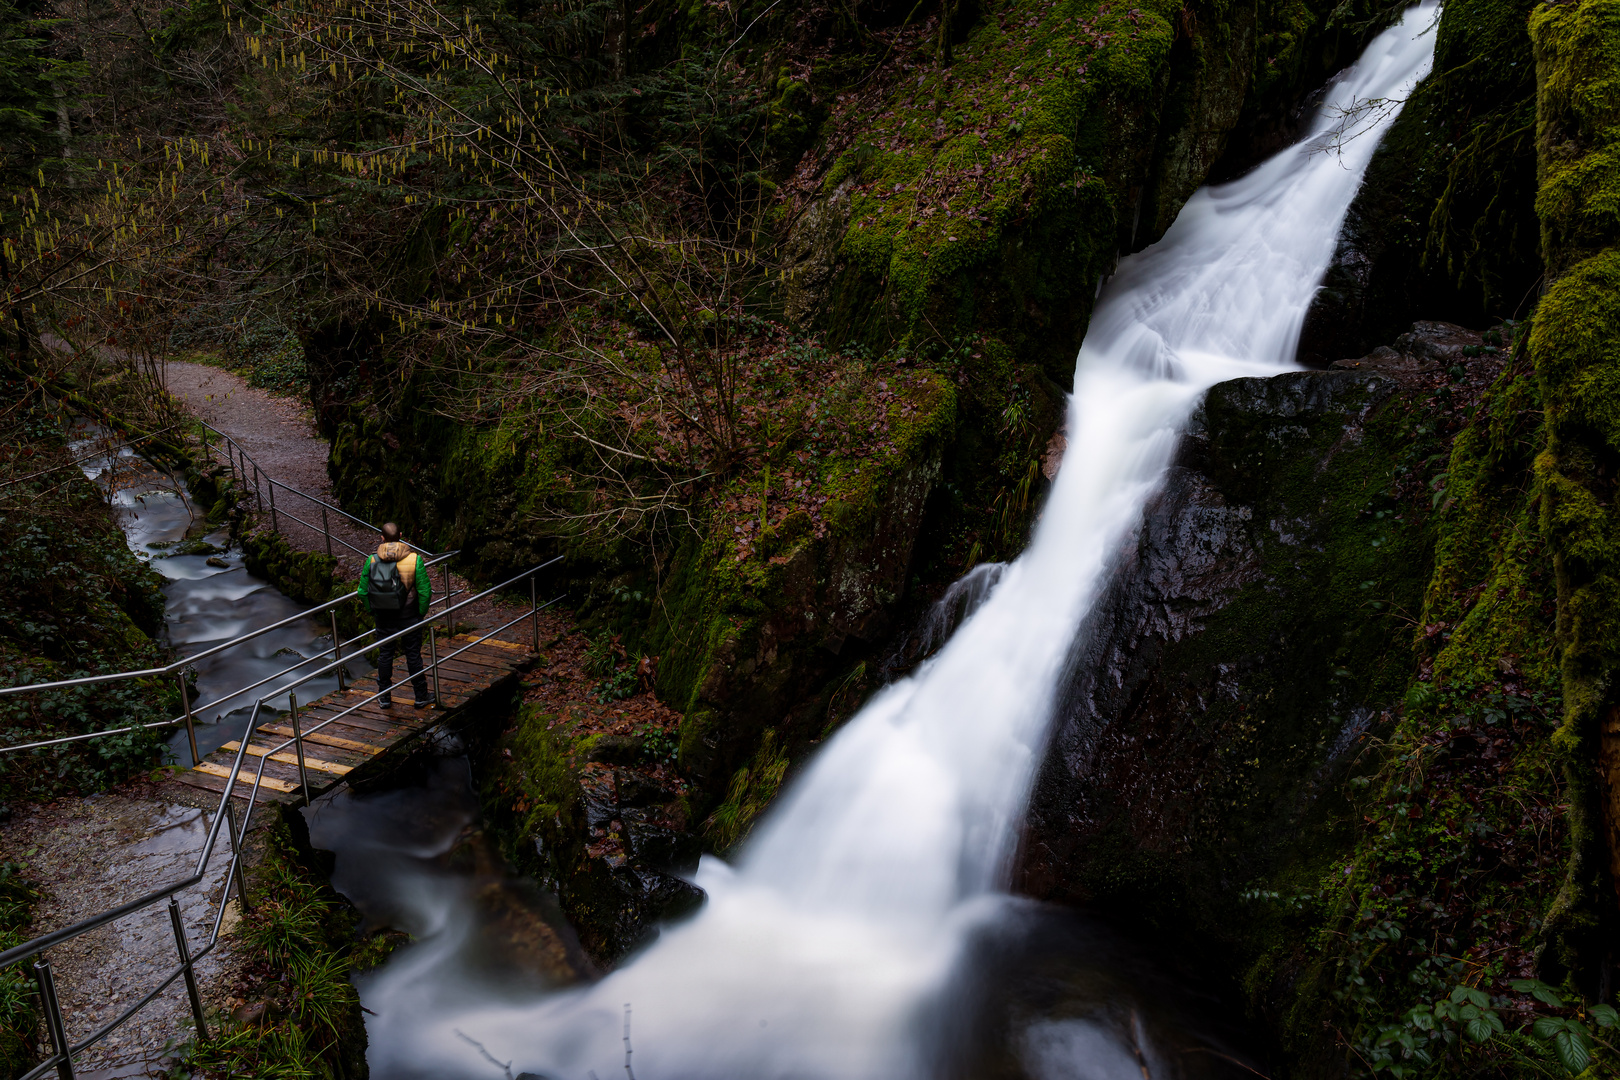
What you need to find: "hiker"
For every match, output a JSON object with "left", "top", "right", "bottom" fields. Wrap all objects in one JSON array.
[{"left": 358, "top": 522, "right": 432, "bottom": 708}]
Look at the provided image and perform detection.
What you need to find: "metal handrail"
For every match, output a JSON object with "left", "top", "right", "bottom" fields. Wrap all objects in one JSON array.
[
  {"left": 0, "top": 549, "right": 462, "bottom": 763},
  {"left": 194, "top": 420, "right": 445, "bottom": 561},
  {"left": 2, "top": 557, "right": 560, "bottom": 1080}
]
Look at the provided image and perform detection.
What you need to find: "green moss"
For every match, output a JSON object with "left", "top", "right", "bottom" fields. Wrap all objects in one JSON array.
[
  {"left": 1530, "top": 0, "right": 1620, "bottom": 277},
  {"left": 0, "top": 861, "right": 38, "bottom": 1075},
  {"left": 702, "top": 728, "right": 790, "bottom": 851},
  {"left": 239, "top": 530, "right": 366, "bottom": 639},
  {"left": 817, "top": 0, "right": 1174, "bottom": 370},
  {"left": 507, "top": 704, "right": 587, "bottom": 845}
]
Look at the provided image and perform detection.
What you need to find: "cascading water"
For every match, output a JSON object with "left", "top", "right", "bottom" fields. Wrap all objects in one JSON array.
[
  {"left": 356, "top": 10, "right": 1438, "bottom": 1077},
  {"left": 70, "top": 425, "right": 368, "bottom": 762}
]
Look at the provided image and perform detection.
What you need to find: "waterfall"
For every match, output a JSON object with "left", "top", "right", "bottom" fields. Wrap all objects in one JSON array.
[{"left": 360, "top": 9, "right": 1438, "bottom": 1076}]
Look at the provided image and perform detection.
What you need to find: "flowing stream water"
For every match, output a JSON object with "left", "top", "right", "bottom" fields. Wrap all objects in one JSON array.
[
  {"left": 71, "top": 425, "right": 369, "bottom": 763},
  {"left": 339, "top": 12, "right": 1437, "bottom": 1077}
]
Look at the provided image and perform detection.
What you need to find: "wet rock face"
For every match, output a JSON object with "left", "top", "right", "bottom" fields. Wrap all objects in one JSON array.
[
  {"left": 544, "top": 761, "right": 702, "bottom": 963},
  {"left": 1328, "top": 321, "right": 1487, "bottom": 384},
  {"left": 1018, "top": 367, "right": 1432, "bottom": 926}
]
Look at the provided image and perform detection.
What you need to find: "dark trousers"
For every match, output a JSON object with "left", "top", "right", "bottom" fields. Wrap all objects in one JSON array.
[{"left": 376, "top": 612, "right": 429, "bottom": 703}]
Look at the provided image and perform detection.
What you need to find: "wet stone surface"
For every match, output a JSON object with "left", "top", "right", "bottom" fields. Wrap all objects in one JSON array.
[{"left": 1, "top": 787, "right": 254, "bottom": 1075}]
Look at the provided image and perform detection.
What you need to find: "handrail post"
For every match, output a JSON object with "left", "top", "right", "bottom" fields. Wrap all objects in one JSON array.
[
  {"left": 443, "top": 562, "right": 451, "bottom": 611},
  {"left": 321, "top": 504, "right": 333, "bottom": 559},
  {"left": 289, "top": 693, "right": 309, "bottom": 805},
  {"left": 176, "top": 671, "right": 200, "bottom": 767},
  {"left": 268, "top": 480, "right": 279, "bottom": 535},
  {"left": 168, "top": 897, "right": 210, "bottom": 1042},
  {"left": 429, "top": 625, "right": 442, "bottom": 707},
  {"left": 252, "top": 463, "right": 264, "bottom": 514},
  {"left": 223, "top": 801, "right": 252, "bottom": 913},
  {"left": 530, "top": 573, "right": 539, "bottom": 653},
  {"left": 33, "top": 960, "right": 74, "bottom": 1080},
  {"left": 329, "top": 610, "right": 345, "bottom": 692}
]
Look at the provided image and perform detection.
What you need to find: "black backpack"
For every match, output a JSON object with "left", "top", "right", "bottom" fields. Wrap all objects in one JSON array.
[{"left": 367, "top": 556, "right": 413, "bottom": 613}]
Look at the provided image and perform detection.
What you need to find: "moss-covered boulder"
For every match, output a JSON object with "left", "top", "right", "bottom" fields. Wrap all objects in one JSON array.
[
  {"left": 1300, "top": 0, "right": 1543, "bottom": 364},
  {"left": 486, "top": 702, "right": 701, "bottom": 964}
]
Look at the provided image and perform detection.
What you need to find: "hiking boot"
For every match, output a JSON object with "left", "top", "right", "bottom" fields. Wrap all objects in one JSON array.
[
  {"left": 414, "top": 698, "right": 433, "bottom": 709},
  {"left": 378, "top": 697, "right": 394, "bottom": 708}
]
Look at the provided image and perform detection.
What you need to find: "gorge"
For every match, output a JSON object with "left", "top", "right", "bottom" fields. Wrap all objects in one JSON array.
[{"left": 2, "top": 0, "right": 1617, "bottom": 1073}]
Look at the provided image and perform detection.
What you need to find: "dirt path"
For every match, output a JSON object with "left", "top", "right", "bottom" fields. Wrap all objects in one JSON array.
[
  {"left": 163, "top": 361, "right": 380, "bottom": 567},
  {"left": 1, "top": 786, "right": 254, "bottom": 1077}
]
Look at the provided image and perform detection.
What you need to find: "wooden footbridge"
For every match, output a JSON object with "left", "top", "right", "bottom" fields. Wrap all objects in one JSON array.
[{"left": 169, "top": 632, "right": 535, "bottom": 806}]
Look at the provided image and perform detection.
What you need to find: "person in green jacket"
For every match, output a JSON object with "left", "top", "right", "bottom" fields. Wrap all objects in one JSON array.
[{"left": 358, "top": 523, "right": 432, "bottom": 707}]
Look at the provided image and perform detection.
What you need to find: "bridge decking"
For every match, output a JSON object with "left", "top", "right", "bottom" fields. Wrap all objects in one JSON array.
[{"left": 164, "top": 634, "right": 532, "bottom": 806}]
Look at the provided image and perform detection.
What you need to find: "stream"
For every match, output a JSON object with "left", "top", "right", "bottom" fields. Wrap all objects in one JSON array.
[{"left": 71, "top": 424, "right": 372, "bottom": 764}]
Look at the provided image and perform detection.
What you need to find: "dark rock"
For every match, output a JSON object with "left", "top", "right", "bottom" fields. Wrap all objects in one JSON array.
[
  {"left": 1330, "top": 345, "right": 1439, "bottom": 384},
  {"left": 1293, "top": 0, "right": 1542, "bottom": 362},
  {"left": 516, "top": 756, "right": 706, "bottom": 965},
  {"left": 1019, "top": 365, "right": 1435, "bottom": 1002},
  {"left": 1391, "top": 320, "right": 1486, "bottom": 364},
  {"left": 621, "top": 818, "right": 701, "bottom": 875},
  {"left": 1330, "top": 321, "right": 1489, "bottom": 387},
  {"left": 614, "top": 769, "right": 675, "bottom": 808},
  {"left": 585, "top": 735, "right": 643, "bottom": 765},
  {"left": 158, "top": 539, "right": 223, "bottom": 558}
]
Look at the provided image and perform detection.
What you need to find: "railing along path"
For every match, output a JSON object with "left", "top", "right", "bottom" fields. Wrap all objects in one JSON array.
[{"left": 0, "top": 424, "right": 560, "bottom": 1079}]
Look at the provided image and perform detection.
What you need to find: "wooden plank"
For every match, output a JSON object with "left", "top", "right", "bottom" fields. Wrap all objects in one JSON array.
[
  {"left": 432, "top": 649, "right": 516, "bottom": 673},
  {"left": 305, "top": 719, "right": 408, "bottom": 747},
  {"left": 445, "top": 646, "right": 525, "bottom": 670},
  {"left": 258, "top": 725, "right": 384, "bottom": 755},
  {"left": 303, "top": 699, "right": 406, "bottom": 732},
  {"left": 429, "top": 656, "right": 510, "bottom": 679},
  {"left": 220, "top": 742, "right": 354, "bottom": 776},
  {"left": 336, "top": 701, "right": 443, "bottom": 727},
  {"left": 191, "top": 762, "right": 300, "bottom": 793},
  {"left": 457, "top": 634, "right": 529, "bottom": 654},
  {"left": 170, "top": 770, "right": 294, "bottom": 804}
]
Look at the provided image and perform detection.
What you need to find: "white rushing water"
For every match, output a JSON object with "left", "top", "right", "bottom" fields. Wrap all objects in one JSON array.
[{"left": 361, "top": 10, "right": 1437, "bottom": 1077}]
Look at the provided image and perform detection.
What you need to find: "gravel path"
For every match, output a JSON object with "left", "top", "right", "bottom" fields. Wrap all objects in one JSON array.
[
  {"left": 162, "top": 361, "right": 380, "bottom": 567},
  {"left": 1, "top": 786, "right": 254, "bottom": 1077}
]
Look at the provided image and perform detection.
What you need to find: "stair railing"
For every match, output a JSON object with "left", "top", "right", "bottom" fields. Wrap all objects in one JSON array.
[{"left": 194, "top": 420, "right": 424, "bottom": 565}]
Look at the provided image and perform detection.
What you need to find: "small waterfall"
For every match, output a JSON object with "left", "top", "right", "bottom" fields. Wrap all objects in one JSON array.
[
  {"left": 360, "top": 9, "right": 1439, "bottom": 1077},
  {"left": 885, "top": 561, "right": 1008, "bottom": 675}
]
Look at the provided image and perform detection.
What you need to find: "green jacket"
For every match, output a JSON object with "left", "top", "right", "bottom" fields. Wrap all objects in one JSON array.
[{"left": 358, "top": 546, "right": 431, "bottom": 617}]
